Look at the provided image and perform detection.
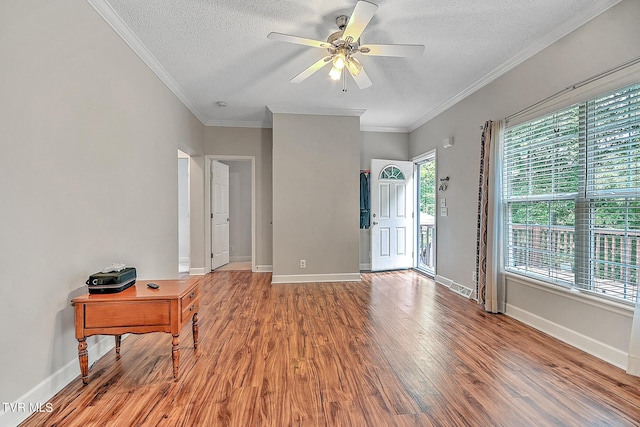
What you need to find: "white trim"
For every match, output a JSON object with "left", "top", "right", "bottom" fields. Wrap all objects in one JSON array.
[
  {"left": 253, "top": 265, "right": 273, "bottom": 272},
  {"left": 205, "top": 155, "right": 256, "bottom": 273},
  {"left": 506, "top": 304, "right": 628, "bottom": 369},
  {"left": 271, "top": 273, "right": 361, "bottom": 284},
  {"left": 360, "top": 263, "right": 371, "bottom": 271},
  {"left": 189, "top": 267, "right": 206, "bottom": 276},
  {"left": 0, "top": 336, "right": 115, "bottom": 427},
  {"left": 413, "top": 150, "right": 437, "bottom": 275},
  {"left": 205, "top": 120, "right": 269, "bottom": 128},
  {"left": 267, "top": 106, "right": 366, "bottom": 117},
  {"left": 179, "top": 256, "right": 190, "bottom": 264},
  {"left": 407, "top": 0, "right": 621, "bottom": 132},
  {"left": 505, "top": 272, "right": 634, "bottom": 317},
  {"left": 86, "top": 0, "right": 206, "bottom": 124},
  {"left": 361, "top": 125, "right": 409, "bottom": 133},
  {"left": 411, "top": 149, "right": 437, "bottom": 164},
  {"left": 628, "top": 355, "right": 640, "bottom": 376}
]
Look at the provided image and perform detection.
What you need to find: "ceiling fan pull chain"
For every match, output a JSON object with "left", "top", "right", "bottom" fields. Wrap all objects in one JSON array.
[{"left": 342, "top": 68, "right": 347, "bottom": 92}]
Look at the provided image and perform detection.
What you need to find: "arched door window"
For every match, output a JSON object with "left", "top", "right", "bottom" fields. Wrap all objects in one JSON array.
[{"left": 379, "top": 165, "right": 405, "bottom": 180}]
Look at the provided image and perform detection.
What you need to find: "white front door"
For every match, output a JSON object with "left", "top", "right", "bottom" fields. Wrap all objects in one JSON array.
[
  {"left": 370, "top": 159, "right": 414, "bottom": 271},
  {"left": 211, "top": 160, "right": 230, "bottom": 270}
]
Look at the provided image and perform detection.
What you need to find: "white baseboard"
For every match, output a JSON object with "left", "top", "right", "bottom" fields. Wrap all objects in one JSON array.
[
  {"left": 189, "top": 267, "right": 206, "bottom": 275},
  {"left": 628, "top": 355, "right": 640, "bottom": 376},
  {"left": 253, "top": 265, "right": 272, "bottom": 272},
  {"left": 0, "top": 335, "right": 116, "bottom": 427},
  {"left": 359, "top": 263, "right": 371, "bottom": 271},
  {"left": 271, "top": 273, "right": 361, "bottom": 284},
  {"left": 506, "top": 304, "right": 628, "bottom": 370},
  {"left": 178, "top": 256, "right": 189, "bottom": 264}
]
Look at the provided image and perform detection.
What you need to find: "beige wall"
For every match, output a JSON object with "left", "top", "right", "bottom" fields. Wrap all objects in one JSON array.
[
  {"left": 409, "top": 0, "right": 640, "bottom": 367},
  {"left": 272, "top": 113, "right": 360, "bottom": 281},
  {"left": 0, "top": 0, "right": 204, "bottom": 418},
  {"left": 204, "top": 127, "right": 273, "bottom": 268},
  {"left": 361, "top": 131, "right": 410, "bottom": 170}
]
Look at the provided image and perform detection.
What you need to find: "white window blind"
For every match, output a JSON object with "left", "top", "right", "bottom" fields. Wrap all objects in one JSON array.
[{"left": 503, "top": 82, "right": 640, "bottom": 303}]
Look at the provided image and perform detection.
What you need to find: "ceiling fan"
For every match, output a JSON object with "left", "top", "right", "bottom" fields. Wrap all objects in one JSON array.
[{"left": 267, "top": 1, "right": 425, "bottom": 90}]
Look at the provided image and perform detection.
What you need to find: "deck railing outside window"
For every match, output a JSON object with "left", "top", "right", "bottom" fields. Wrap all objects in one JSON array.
[{"left": 507, "top": 224, "right": 639, "bottom": 301}]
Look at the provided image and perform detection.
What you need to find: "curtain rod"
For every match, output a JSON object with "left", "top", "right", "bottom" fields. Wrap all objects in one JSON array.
[{"left": 505, "top": 55, "right": 640, "bottom": 123}]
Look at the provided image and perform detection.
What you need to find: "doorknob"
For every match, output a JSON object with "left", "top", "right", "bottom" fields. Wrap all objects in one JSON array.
[
  {"left": 372, "top": 221, "right": 378, "bottom": 226},
  {"left": 227, "top": 218, "right": 230, "bottom": 222}
]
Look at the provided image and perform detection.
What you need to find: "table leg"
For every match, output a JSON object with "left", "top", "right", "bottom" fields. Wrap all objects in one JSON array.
[
  {"left": 78, "top": 338, "right": 88, "bottom": 385},
  {"left": 192, "top": 313, "right": 199, "bottom": 350},
  {"left": 172, "top": 334, "right": 179, "bottom": 380},
  {"left": 115, "top": 335, "right": 122, "bottom": 360}
]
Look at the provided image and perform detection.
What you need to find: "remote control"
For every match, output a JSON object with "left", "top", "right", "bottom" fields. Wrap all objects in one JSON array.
[{"left": 147, "top": 283, "right": 159, "bottom": 289}]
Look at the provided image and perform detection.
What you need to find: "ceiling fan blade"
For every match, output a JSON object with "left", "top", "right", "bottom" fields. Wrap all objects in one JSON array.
[
  {"left": 342, "top": 1, "right": 378, "bottom": 43},
  {"left": 348, "top": 65, "right": 372, "bottom": 89},
  {"left": 290, "top": 56, "right": 333, "bottom": 83},
  {"left": 360, "top": 44, "right": 425, "bottom": 57},
  {"left": 267, "top": 32, "right": 332, "bottom": 49}
]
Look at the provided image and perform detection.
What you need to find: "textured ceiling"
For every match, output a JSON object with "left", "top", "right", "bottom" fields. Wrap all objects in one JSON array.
[{"left": 91, "top": 0, "right": 619, "bottom": 132}]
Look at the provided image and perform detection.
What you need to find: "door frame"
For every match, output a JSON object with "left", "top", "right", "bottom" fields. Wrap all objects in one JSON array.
[
  {"left": 205, "top": 155, "right": 256, "bottom": 272},
  {"left": 178, "top": 150, "right": 191, "bottom": 273},
  {"left": 412, "top": 149, "right": 437, "bottom": 276},
  {"left": 370, "top": 159, "right": 415, "bottom": 271}
]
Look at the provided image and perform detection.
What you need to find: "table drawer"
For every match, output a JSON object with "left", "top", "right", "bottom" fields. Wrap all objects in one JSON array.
[
  {"left": 180, "top": 297, "right": 200, "bottom": 322},
  {"left": 181, "top": 289, "right": 199, "bottom": 323},
  {"left": 182, "top": 288, "right": 198, "bottom": 304},
  {"left": 85, "top": 301, "right": 170, "bottom": 328}
]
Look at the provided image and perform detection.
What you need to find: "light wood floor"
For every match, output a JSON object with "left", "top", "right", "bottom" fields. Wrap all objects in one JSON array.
[
  {"left": 215, "top": 261, "right": 252, "bottom": 272},
  {"left": 23, "top": 271, "right": 640, "bottom": 426}
]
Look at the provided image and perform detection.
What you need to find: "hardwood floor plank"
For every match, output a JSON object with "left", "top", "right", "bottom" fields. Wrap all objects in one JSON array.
[{"left": 21, "top": 270, "right": 640, "bottom": 426}]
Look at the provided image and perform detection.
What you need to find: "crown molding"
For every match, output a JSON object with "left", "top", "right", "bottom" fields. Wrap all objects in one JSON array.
[
  {"left": 267, "top": 106, "right": 366, "bottom": 117},
  {"left": 408, "top": 0, "right": 621, "bottom": 132},
  {"left": 361, "top": 125, "right": 409, "bottom": 133},
  {"left": 204, "top": 120, "right": 271, "bottom": 128},
  {"left": 87, "top": 0, "right": 207, "bottom": 124}
]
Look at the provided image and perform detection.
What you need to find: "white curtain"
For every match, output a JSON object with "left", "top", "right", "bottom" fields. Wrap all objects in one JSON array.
[{"left": 476, "top": 120, "right": 503, "bottom": 313}]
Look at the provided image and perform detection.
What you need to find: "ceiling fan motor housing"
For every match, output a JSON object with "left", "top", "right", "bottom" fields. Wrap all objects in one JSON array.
[
  {"left": 327, "top": 15, "right": 361, "bottom": 56},
  {"left": 336, "top": 15, "right": 349, "bottom": 30}
]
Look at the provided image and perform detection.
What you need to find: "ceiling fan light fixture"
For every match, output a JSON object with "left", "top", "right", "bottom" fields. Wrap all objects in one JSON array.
[
  {"left": 333, "top": 51, "right": 346, "bottom": 69},
  {"left": 329, "top": 65, "right": 342, "bottom": 81},
  {"left": 345, "top": 57, "right": 362, "bottom": 76}
]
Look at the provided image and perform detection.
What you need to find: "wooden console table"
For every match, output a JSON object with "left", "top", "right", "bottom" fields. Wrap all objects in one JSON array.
[{"left": 72, "top": 277, "right": 201, "bottom": 385}]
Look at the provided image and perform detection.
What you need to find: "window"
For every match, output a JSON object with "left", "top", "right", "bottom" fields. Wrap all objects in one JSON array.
[
  {"left": 503, "top": 82, "right": 640, "bottom": 303},
  {"left": 380, "top": 165, "right": 405, "bottom": 180}
]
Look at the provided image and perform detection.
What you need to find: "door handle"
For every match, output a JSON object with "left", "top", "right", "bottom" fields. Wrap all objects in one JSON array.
[{"left": 372, "top": 221, "right": 378, "bottom": 226}]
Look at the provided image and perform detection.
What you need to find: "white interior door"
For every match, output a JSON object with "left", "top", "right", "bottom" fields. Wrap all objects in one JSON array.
[
  {"left": 211, "top": 160, "right": 230, "bottom": 270},
  {"left": 370, "top": 159, "right": 414, "bottom": 271}
]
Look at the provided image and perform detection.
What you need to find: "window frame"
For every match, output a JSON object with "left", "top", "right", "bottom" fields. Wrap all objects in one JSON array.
[{"left": 502, "top": 81, "right": 640, "bottom": 305}]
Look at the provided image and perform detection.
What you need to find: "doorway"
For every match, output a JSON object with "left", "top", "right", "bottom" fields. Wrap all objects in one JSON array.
[
  {"left": 178, "top": 150, "right": 190, "bottom": 273},
  {"left": 415, "top": 151, "right": 436, "bottom": 276},
  {"left": 370, "top": 159, "right": 414, "bottom": 271},
  {"left": 206, "top": 156, "right": 256, "bottom": 272}
]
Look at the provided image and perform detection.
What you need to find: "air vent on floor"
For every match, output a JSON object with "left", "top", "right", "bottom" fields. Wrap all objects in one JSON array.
[{"left": 449, "top": 282, "right": 474, "bottom": 299}]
